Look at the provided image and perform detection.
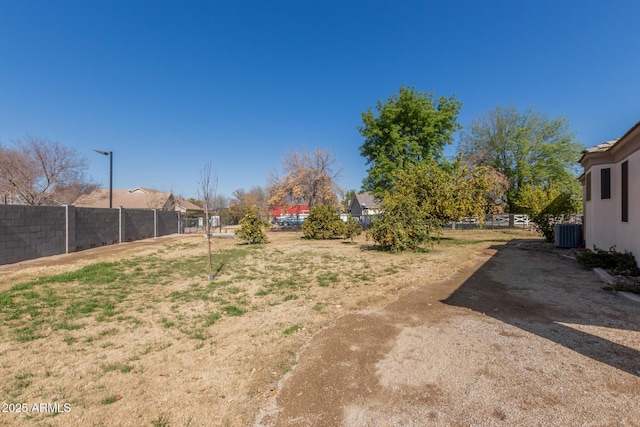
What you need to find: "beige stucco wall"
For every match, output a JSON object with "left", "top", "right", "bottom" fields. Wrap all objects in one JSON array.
[
  {"left": 614, "top": 148, "right": 640, "bottom": 259},
  {"left": 584, "top": 163, "right": 617, "bottom": 251},
  {"left": 584, "top": 148, "right": 640, "bottom": 263}
]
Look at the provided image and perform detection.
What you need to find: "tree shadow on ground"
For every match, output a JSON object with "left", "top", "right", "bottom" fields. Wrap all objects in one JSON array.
[{"left": 442, "top": 241, "right": 640, "bottom": 377}]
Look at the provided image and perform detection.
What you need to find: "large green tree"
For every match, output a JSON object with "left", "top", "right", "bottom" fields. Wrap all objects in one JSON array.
[
  {"left": 459, "top": 105, "right": 583, "bottom": 212},
  {"left": 358, "top": 86, "right": 462, "bottom": 197},
  {"left": 369, "top": 160, "right": 500, "bottom": 252}
]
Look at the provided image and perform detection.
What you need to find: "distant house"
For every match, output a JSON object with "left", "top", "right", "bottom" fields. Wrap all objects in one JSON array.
[
  {"left": 578, "top": 120, "right": 640, "bottom": 263},
  {"left": 73, "top": 187, "right": 204, "bottom": 214},
  {"left": 349, "top": 192, "right": 381, "bottom": 224}
]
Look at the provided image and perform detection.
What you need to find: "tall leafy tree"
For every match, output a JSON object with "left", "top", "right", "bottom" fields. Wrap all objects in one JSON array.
[
  {"left": 358, "top": 86, "right": 462, "bottom": 197},
  {"left": 459, "top": 105, "right": 583, "bottom": 212},
  {"left": 369, "top": 160, "right": 502, "bottom": 251}
]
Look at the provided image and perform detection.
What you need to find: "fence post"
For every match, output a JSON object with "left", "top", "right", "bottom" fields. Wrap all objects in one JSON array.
[
  {"left": 153, "top": 209, "right": 158, "bottom": 238},
  {"left": 119, "top": 207, "right": 125, "bottom": 244},
  {"left": 65, "top": 205, "right": 76, "bottom": 254}
]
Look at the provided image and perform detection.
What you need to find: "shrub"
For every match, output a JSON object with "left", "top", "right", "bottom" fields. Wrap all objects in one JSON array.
[
  {"left": 302, "top": 205, "right": 345, "bottom": 239},
  {"left": 343, "top": 215, "right": 362, "bottom": 242},
  {"left": 235, "top": 207, "right": 270, "bottom": 244},
  {"left": 368, "top": 192, "right": 438, "bottom": 253},
  {"left": 576, "top": 246, "right": 640, "bottom": 276},
  {"left": 532, "top": 192, "right": 581, "bottom": 242}
]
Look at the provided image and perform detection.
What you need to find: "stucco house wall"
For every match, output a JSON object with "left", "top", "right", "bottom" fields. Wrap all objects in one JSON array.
[{"left": 580, "top": 120, "right": 640, "bottom": 264}]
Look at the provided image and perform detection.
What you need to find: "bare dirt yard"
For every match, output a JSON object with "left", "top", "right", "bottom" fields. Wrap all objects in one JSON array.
[{"left": 1, "top": 228, "right": 638, "bottom": 426}]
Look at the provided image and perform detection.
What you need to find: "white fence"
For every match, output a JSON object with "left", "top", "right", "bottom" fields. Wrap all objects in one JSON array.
[{"left": 484, "top": 214, "right": 530, "bottom": 228}]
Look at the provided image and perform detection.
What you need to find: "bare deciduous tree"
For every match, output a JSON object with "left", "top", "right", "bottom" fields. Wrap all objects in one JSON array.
[
  {"left": 268, "top": 147, "right": 343, "bottom": 210},
  {"left": 228, "top": 186, "right": 269, "bottom": 222},
  {"left": 0, "top": 136, "right": 96, "bottom": 205},
  {"left": 198, "top": 162, "right": 218, "bottom": 281}
]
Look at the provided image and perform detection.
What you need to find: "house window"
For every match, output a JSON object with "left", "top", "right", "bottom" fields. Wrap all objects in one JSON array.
[
  {"left": 586, "top": 172, "right": 591, "bottom": 201},
  {"left": 601, "top": 168, "right": 611, "bottom": 199},
  {"left": 621, "top": 161, "right": 628, "bottom": 222}
]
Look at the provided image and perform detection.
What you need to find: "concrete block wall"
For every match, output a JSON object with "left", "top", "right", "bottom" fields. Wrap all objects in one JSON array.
[
  {"left": 0, "top": 205, "right": 181, "bottom": 265},
  {"left": 157, "top": 211, "right": 179, "bottom": 236},
  {"left": 0, "top": 205, "right": 67, "bottom": 264},
  {"left": 74, "top": 207, "right": 120, "bottom": 251},
  {"left": 124, "top": 209, "right": 155, "bottom": 242}
]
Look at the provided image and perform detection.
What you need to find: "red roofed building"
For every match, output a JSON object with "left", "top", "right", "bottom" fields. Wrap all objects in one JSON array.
[{"left": 270, "top": 205, "right": 309, "bottom": 218}]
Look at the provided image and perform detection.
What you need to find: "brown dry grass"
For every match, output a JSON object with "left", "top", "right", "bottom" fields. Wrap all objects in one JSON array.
[{"left": 0, "top": 228, "right": 534, "bottom": 426}]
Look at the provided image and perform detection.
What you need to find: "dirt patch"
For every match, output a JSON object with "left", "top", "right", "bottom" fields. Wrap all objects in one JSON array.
[
  {"left": 256, "top": 240, "right": 640, "bottom": 426},
  {"left": 0, "top": 229, "right": 527, "bottom": 426}
]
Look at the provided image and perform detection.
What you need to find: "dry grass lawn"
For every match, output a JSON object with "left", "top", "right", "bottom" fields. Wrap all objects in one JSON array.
[{"left": 0, "top": 227, "right": 535, "bottom": 426}]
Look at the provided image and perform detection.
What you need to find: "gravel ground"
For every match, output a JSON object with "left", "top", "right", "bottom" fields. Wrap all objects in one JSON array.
[{"left": 255, "top": 241, "right": 640, "bottom": 426}]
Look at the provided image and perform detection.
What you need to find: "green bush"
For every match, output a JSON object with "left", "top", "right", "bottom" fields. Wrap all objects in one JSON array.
[
  {"left": 368, "top": 193, "right": 438, "bottom": 253},
  {"left": 532, "top": 192, "right": 581, "bottom": 242},
  {"left": 235, "top": 207, "right": 270, "bottom": 244},
  {"left": 576, "top": 246, "right": 640, "bottom": 276},
  {"left": 302, "top": 205, "right": 346, "bottom": 239},
  {"left": 343, "top": 215, "right": 362, "bottom": 242}
]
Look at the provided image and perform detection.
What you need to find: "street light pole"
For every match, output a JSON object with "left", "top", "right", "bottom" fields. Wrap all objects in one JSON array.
[{"left": 94, "top": 150, "right": 113, "bottom": 208}]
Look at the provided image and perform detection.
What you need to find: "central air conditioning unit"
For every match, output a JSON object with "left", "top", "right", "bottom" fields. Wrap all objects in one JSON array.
[{"left": 555, "top": 224, "right": 582, "bottom": 248}]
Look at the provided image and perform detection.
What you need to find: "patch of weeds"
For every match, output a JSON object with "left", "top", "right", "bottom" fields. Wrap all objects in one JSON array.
[
  {"left": 255, "top": 288, "right": 270, "bottom": 296},
  {"left": 14, "top": 371, "right": 34, "bottom": 390},
  {"left": 10, "top": 282, "right": 35, "bottom": 291},
  {"left": 99, "top": 328, "right": 119, "bottom": 337},
  {"left": 384, "top": 266, "right": 400, "bottom": 274},
  {"left": 40, "top": 262, "right": 120, "bottom": 285},
  {"left": 96, "top": 301, "right": 117, "bottom": 320},
  {"left": 53, "top": 321, "right": 83, "bottom": 331},
  {"left": 85, "top": 336, "right": 95, "bottom": 343},
  {"left": 316, "top": 272, "right": 339, "bottom": 287},
  {"left": 312, "top": 302, "right": 326, "bottom": 312},
  {"left": 224, "top": 305, "right": 245, "bottom": 316},
  {"left": 283, "top": 324, "right": 301, "bottom": 336},
  {"left": 100, "top": 362, "right": 132, "bottom": 374},
  {"left": 277, "top": 360, "right": 295, "bottom": 374},
  {"left": 126, "top": 317, "right": 143, "bottom": 329},
  {"left": 0, "top": 292, "right": 14, "bottom": 308},
  {"left": 14, "top": 322, "right": 44, "bottom": 342},
  {"left": 204, "top": 313, "right": 221, "bottom": 327},
  {"left": 154, "top": 342, "right": 171, "bottom": 351},
  {"left": 41, "top": 287, "right": 62, "bottom": 308},
  {"left": 271, "top": 278, "right": 299, "bottom": 290},
  {"left": 161, "top": 318, "right": 174, "bottom": 328},
  {"left": 283, "top": 294, "right": 298, "bottom": 302},
  {"left": 100, "top": 396, "right": 118, "bottom": 405},
  {"left": 352, "top": 273, "right": 372, "bottom": 282},
  {"left": 226, "top": 286, "right": 241, "bottom": 295},
  {"left": 21, "top": 290, "right": 40, "bottom": 299},
  {"left": 150, "top": 414, "right": 170, "bottom": 427},
  {"left": 101, "top": 363, "right": 119, "bottom": 373},
  {"left": 63, "top": 335, "right": 77, "bottom": 345},
  {"left": 65, "top": 299, "right": 99, "bottom": 316},
  {"left": 189, "top": 330, "right": 208, "bottom": 340}
]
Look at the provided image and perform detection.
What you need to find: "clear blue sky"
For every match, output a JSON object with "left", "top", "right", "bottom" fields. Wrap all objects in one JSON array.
[{"left": 1, "top": 1, "right": 638, "bottom": 200}]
